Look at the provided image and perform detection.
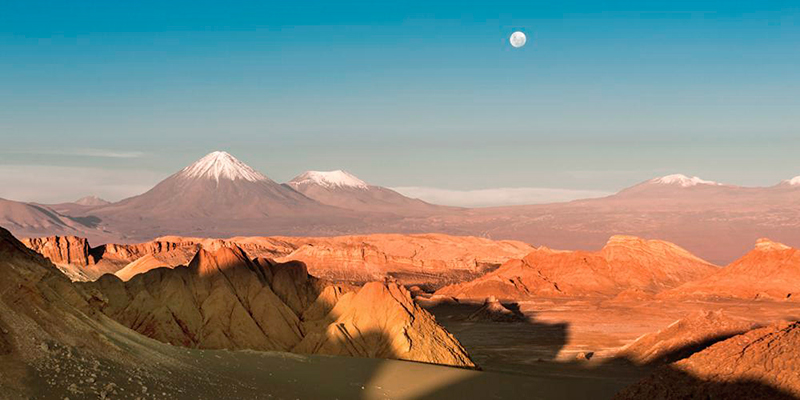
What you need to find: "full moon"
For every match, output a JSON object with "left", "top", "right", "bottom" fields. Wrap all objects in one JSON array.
[{"left": 510, "top": 31, "right": 527, "bottom": 48}]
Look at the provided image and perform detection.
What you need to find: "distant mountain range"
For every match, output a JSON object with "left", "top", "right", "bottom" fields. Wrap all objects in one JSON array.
[{"left": 2, "top": 151, "right": 800, "bottom": 264}]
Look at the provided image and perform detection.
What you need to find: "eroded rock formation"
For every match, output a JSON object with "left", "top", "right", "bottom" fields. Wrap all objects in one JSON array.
[
  {"left": 465, "top": 297, "right": 525, "bottom": 323},
  {"left": 80, "top": 245, "right": 476, "bottom": 368},
  {"left": 23, "top": 233, "right": 532, "bottom": 289},
  {"left": 663, "top": 239, "right": 800, "bottom": 301},
  {"left": 436, "top": 235, "right": 718, "bottom": 300}
]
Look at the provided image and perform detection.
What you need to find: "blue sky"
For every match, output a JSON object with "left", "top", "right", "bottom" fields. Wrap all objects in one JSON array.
[{"left": 1, "top": 1, "right": 798, "bottom": 204}]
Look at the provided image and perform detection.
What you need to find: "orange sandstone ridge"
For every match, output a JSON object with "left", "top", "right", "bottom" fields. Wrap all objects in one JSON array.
[
  {"left": 435, "top": 235, "right": 718, "bottom": 300},
  {"left": 662, "top": 238, "right": 800, "bottom": 301},
  {"left": 23, "top": 233, "right": 534, "bottom": 288},
  {"left": 618, "top": 310, "right": 756, "bottom": 364}
]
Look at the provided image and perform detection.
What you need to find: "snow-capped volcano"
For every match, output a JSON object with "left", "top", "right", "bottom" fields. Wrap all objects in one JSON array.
[
  {"left": 74, "top": 196, "right": 111, "bottom": 206},
  {"left": 78, "top": 151, "right": 342, "bottom": 232},
  {"left": 614, "top": 173, "right": 731, "bottom": 199},
  {"left": 648, "top": 174, "right": 722, "bottom": 188},
  {"left": 288, "top": 170, "right": 369, "bottom": 190},
  {"left": 287, "top": 170, "right": 448, "bottom": 215},
  {"left": 178, "top": 151, "right": 268, "bottom": 183},
  {"left": 780, "top": 176, "right": 800, "bottom": 186}
]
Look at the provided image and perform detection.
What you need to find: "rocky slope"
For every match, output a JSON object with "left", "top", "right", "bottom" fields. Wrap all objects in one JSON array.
[
  {"left": 618, "top": 310, "right": 756, "bottom": 364},
  {"left": 616, "top": 321, "right": 800, "bottom": 399},
  {"left": 435, "top": 235, "right": 718, "bottom": 300},
  {"left": 662, "top": 239, "right": 800, "bottom": 301},
  {"left": 80, "top": 245, "right": 475, "bottom": 368},
  {"left": 0, "top": 225, "right": 221, "bottom": 398}
]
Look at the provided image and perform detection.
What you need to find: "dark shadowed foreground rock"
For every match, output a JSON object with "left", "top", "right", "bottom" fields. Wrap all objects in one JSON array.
[{"left": 616, "top": 321, "right": 800, "bottom": 399}]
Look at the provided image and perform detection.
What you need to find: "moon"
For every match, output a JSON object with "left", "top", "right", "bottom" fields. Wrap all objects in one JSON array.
[{"left": 510, "top": 31, "right": 527, "bottom": 48}]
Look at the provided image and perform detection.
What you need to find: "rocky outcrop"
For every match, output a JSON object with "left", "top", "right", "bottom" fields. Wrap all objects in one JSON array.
[
  {"left": 279, "top": 233, "right": 534, "bottom": 289},
  {"left": 465, "top": 297, "right": 525, "bottom": 323},
  {"left": 436, "top": 236, "right": 718, "bottom": 300},
  {"left": 618, "top": 310, "right": 756, "bottom": 364},
  {"left": 616, "top": 322, "right": 800, "bottom": 399},
  {"left": 21, "top": 235, "right": 296, "bottom": 282},
  {"left": 22, "top": 235, "right": 94, "bottom": 267},
  {"left": 21, "top": 235, "right": 96, "bottom": 281},
  {"left": 24, "top": 233, "right": 532, "bottom": 289},
  {"left": 294, "top": 282, "right": 475, "bottom": 367},
  {"left": 663, "top": 239, "right": 800, "bottom": 301},
  {"left": 80, "top": 245, "right": 475, "bottom": 368}
]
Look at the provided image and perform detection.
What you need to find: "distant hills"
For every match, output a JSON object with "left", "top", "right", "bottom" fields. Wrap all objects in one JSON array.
[{"left": 2, "top": 151, "right": 800, "bottom": 264}]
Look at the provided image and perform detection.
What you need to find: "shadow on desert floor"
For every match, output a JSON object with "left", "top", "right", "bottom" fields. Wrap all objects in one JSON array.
[{"left": 414, "top": 300, "right": 797, "bottom": 400}]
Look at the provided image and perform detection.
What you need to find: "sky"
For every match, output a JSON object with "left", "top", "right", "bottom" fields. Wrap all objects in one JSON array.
[{"left": 1, "top": 1, "right": 798, "bottom": 205}]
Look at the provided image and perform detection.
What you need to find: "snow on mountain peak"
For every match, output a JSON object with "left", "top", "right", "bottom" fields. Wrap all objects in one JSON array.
[
  {"left": 782, "top": 176, "right": 800, "bottom": 186},
  {"left": 289, "top": 170, "right": 369, "bottom": 189},
  {"left": 179, "top": 151, "right": 268, "bottom": 183},
  {"left": 74, "top": 196, "right": 110, "bottom": 206},
  {"left": 649, "top": 174, "right": 721, "bottom": 188}
]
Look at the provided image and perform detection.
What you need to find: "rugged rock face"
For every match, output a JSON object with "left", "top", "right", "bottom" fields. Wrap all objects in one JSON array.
[
  {"left": 0, "top": 226, "right": 164, "bottom": 397},
  {"left": 616, "top": 322, "right": 800, "bottom": 399},
  {"left": 22, "top": 235, "right": 94, "bottom": 266},
  {"left": 435, "top": 235, "right": 718, "bottom": 300},
  {"left": 618, "top": 310, "right": 756, "bottom": 364},
  {"left": 279, "top": 233, "right": 534, "bottom": 289},
  {"left": 21, "top": 235, "right": 296, "bottom": 282},
  {"left": 663, "top": 239, "right": 800, "bottom": 301},
  {"left": 80, "top": 245, "right": 475, "bottom": 368},
  {"left": 294, "top": 282, "right": 475, "bottom": 366},
  {"left": 21, "top": 236, "right": 95, "bottom": 281},
  {"left": 24, "top": 233, "right": 531, "bottom": 289}
]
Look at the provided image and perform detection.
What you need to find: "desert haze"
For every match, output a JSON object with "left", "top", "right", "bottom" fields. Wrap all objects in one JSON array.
[{"left": 3, "top": 151, "right": 800, "bottom": 265}]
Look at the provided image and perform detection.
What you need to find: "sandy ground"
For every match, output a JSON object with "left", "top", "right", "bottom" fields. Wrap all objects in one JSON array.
[{"left": 7, "top": 312, "right": 616, "bottom": 400}]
